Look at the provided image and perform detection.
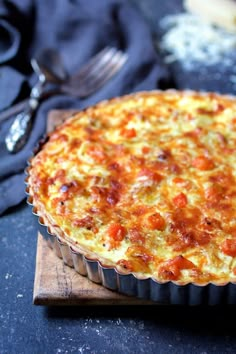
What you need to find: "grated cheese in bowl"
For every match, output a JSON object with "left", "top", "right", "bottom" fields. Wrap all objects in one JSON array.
[{"left": 159, "top": 13, "right": 236, "bottom": 71}]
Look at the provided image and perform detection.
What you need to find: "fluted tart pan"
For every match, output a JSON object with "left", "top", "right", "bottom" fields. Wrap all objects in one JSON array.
[{"left": 25, "top": 90, "right": 236, "bottom": 305}]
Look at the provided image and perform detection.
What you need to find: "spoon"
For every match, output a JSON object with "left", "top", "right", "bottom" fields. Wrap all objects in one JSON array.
[{"left": 5, "top": 48, "right": 68, "bottom": 153}]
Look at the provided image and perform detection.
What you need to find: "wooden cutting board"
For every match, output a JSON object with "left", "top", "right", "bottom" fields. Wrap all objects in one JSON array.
[{"left": 33, "top": 110, "right": 154, "bottom": 306}]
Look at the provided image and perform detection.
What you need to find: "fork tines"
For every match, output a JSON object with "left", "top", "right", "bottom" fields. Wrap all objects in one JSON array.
[{"left": 64, "top": 47, "right": 128, "bottom": 97}]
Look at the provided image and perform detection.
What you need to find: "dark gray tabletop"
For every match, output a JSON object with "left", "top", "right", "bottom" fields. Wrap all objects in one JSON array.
[{"left": 1, "top": 1, "right": 236, "bottom": 353}]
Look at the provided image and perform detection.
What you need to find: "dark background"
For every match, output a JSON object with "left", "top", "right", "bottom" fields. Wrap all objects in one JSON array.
[{"left": 1, "top": 0, "right": 236, "bottom": 353}]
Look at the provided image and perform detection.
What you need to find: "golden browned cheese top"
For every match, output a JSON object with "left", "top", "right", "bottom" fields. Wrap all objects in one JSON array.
[{"left": 29, "top": 91, "right": 236, "bottom": 285}]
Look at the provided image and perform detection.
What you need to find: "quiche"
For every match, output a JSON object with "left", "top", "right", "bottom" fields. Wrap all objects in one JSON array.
[{"left": 27, "top": 90, "right": 236, "bottom": 287}]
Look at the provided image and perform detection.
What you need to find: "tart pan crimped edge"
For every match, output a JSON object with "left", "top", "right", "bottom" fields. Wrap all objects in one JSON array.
[
  {"left": 25, "top": 197, "right": 236, "bottom": 305},
  {"left": 24, "top": 92, "right": 236, "bottom": 305}
]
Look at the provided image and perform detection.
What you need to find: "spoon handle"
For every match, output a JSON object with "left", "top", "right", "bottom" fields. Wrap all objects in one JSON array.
[
  {"left": 5, "top": 78, "right": 45, "bottom": 153},
  {"left": 5, "top": 99, "right": 38, "bottom": 153}
]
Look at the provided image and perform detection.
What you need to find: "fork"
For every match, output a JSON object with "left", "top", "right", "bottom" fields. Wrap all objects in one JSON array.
[
  {"left": 5, "top": 47, "right": 128, "bottom": 153},
  {"left": 61, "top": 47, "right": 127, "bottom": 97}
]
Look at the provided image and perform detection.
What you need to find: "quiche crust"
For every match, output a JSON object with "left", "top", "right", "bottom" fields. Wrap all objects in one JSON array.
[{"left": 28, "top": 90, "right": 236, "bottom": 286}]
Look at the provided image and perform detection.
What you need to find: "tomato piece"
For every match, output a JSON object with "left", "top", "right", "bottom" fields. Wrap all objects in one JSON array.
[
  {"left": 204, "top": 185, "right": 223, "bottom": 203},
  {"left": 126, "top": 245, "right": 154, "bottom": 264},
  {"left": 133, "top": 205, "right": 150, "bottom": 216},
  {"left": 192, "top": 156, "right": 214, "bottom": 170},
  {"left": 233, "top": 267, "right": 236, "bottom": 276},
  {"left": 158, "top": 255, "right": 195, "bottom": 280},
  {"left": 173, "top": 192, "right": 187, "bottom": 208},
  {"left": 175, "top": 255, "right": 195, "bottom": 269},
  {"left": 172, "top": 177, "right": 185, "bottom": 184},
  {"left": 107, "top": 223, "right": 127, "bottom": 241},
  {"left": 73, "top": 216, "right": 94, "bottom": 228},
  {"left": 117, "top": 259, "right": 134, "bottom": 271},
  {"left": 221, "top": 239, "right": 236, "bottom": 257},
  {"left": 129, "top": 227, "right": 145, "bottom": 244},
  {"left": 147, "top": 213, "right": 166, "bottom": 231},
  {"left": 120, "top": 128, "right": 136, "bottom": 138},
  {"left": 142, "top": 146, "right": 150, "bottom": 154},
  {"left": 195, "top": 231, "right": 211, "bottom": 245}
]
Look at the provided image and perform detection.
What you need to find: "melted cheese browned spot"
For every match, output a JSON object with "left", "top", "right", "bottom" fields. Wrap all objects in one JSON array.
[{"left": 29, "top": 91, "right": 236, "bottom": 285}]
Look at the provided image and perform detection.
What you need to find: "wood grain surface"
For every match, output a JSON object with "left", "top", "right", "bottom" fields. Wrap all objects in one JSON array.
[
  {"left": 34, "top": 234, "right": 155, "bottom": 305},
  {"left": 33, "top": 110, "right": 154, "bottom": 306}
]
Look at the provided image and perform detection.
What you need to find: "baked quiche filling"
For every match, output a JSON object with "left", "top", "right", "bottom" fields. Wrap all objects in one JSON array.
[{"left": 28, "top": 91, "right": 236, "bottom": 285}]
